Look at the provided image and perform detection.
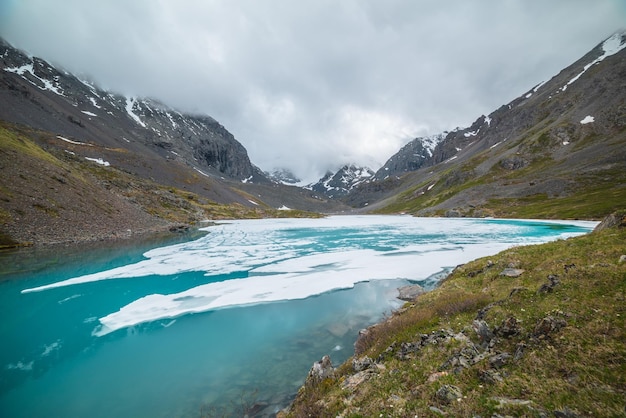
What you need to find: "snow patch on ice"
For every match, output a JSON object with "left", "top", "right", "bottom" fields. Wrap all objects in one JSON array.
[
  {"left": 41, "top": 340, "right": 61, "bottom": 357},
  {"left": 58, "top": 294, "right": 82, "bottom": 304},
  {"left": 6, "top": 361, "right": 33, "bottom": 371}
]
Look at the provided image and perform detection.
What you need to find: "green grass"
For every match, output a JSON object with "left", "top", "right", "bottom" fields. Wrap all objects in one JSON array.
[
  {"left": 486, "top": 181, "right": 626, "bottom": 219},
  {"left": 286, "top": 223, "right": 626, "bottom": 417},
  {"left": 0, "top": 125, "right": 61, "bottom": 166}
]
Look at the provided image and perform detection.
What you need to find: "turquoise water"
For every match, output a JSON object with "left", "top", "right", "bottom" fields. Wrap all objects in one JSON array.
[{"left": 0, "top": 216, "right": 595, "bottom": 417}]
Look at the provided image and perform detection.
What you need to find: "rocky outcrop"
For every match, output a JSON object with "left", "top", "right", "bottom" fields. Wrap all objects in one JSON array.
[
  {"left": 305, "top": 355, "right": 335, "bottom": 384},
  {"left": 397, "top": 284, "right": 425, "bottom": 301},
  {"left": 594, "top": 210, "right": 626, "bottom": 232}
]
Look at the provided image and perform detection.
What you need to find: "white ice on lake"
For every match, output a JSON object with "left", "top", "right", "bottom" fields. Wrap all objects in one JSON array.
[{"left": 20, "top": 216, "right": 596, "bottom": 336}]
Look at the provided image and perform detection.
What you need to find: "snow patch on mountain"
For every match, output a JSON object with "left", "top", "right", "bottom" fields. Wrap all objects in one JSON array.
[
  {"left": 85, "top": 157, "right": 110, "bottom": 166},
  {"left": 125, "top": 97, "right": 146, "bottom": 128},
  {"left": 561, "top": 31, "right": 626, "bottom": 92},
  {"left": 4, "top": 61, "right": 65, "bottom": 96},
  {"left": 525, "top": 80, "right": 548, "bottom": 98},
  {"left": 580, "top": 115, "right": 594, "bottom": 124}
]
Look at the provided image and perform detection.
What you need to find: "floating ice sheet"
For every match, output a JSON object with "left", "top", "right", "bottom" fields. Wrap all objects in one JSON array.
[{"left": 20, "top": 216, "right": 596, "bottom": 336}]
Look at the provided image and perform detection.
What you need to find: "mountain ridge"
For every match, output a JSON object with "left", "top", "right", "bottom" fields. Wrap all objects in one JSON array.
[
  {"left": 0, "top": 37, "right": 351, "bottom": 246},
  {"left": 1, "top": 30, "right": 625, "bottom": 247},
  {"left": 0, "top": 37, "right": 267, "bottom": 184},
  {"left": 349, "top": 30, "right": 626, "bottom": 219}
]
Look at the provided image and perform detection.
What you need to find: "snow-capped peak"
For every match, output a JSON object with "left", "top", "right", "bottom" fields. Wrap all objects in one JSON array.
[{"left": 308, "top": 164, "right": 375, "bottom": 197}]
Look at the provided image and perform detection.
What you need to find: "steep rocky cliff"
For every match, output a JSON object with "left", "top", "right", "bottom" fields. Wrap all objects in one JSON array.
[{"left": 0, "top": 38, "right": 264, "bottom": 183}]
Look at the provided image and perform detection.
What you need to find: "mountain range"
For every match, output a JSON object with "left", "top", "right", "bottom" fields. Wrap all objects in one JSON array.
[{"left": 1, "top": 31, "right": 625, "bottom": 246}]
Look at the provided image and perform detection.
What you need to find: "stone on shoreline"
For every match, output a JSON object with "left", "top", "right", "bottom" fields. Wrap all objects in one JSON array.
[{"left": 397, "top": 284, "right": 426, "bottom": 301}]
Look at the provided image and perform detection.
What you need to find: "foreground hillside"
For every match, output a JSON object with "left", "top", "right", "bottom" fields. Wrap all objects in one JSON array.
[{"left": 285, "top": 214, "right": 625, "bottom": 417}]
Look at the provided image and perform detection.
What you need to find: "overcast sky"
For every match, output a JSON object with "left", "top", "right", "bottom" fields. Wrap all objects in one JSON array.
[{"left": 1, "top": 1, "right": 624, "bottom": 182}]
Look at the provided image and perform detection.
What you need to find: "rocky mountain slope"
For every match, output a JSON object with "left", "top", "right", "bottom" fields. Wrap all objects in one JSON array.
[
  {"left": 373, "top": 133, "right": 445, "bottom": 181},
  {"left": 351, "top": 31, "right": 626, "bottom": 219},
  {"left": 0, "top": 39, "right": 348, "bottom": 246},
  {"left": 0, "top": 38, "right": 266, "bottom": 184}
]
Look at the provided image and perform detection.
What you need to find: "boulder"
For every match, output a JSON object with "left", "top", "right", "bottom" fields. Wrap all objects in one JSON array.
[
  {"left": 444, "top": 209, "right": 462, "bottom": 218},
  {"left": 553, "top": 407, "right": 581, "bottom": 417},
  {"left": 472, "top": 319, "right": 495, "bottom": 345},
  {"left": 305, "top": 355, "right": 334, "bottom": 384},
  {"left": 489, "top": 352, "right": 512, "bottom": 369},
  {"left": 341, "top": 370, "right": 373, "bottom": 391},
  {"left": 495, "top": 316, "right": 521, "bottom": 338},
  {"left": 397, "top": 284, "right": 425, "bottom": 301},
  {"left": 500, "top": 156, "right": 529, "bottom": 170},
  {"left": 352, "top": 356, "right": 373, "bottom": 372},
  {"left": 480, "top": 369, "right": 504, "bottom": 384},
  {"left": 533, "top": 316, "right": 567, "bottom": 338},
  {"left": 538, "top": 274, "right": 560, "bottom": 293},
  {"left": 500, "top": 268, "right": 525, "bottom": 277},
  {"left": 436, "top": 384, "right": 463, "bottom": 404},
  {"left": 593, "top": 211, "right": 626, "bottom": 232}
]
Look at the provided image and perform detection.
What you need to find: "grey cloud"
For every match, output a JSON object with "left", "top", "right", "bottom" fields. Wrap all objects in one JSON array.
[{"left": 1, "top": 0, "right": 624, "bottom": 182}]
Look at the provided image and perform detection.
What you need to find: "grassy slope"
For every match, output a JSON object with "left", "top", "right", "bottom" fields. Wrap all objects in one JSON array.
[
  {"left": 286, "top": 222, "right": 626, "bottom": 417},
  {"left": 373, "top": 124, "right": 626, "bottom": 220}
]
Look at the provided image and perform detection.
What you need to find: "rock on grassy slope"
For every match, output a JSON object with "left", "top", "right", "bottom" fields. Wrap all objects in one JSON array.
[{"left": 284, "top": 214, "right": 625, "bottom": 417}]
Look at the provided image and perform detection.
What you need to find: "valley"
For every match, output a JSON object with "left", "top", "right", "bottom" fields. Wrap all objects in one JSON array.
[{"left": 1, "top": 32, "right": 625, "bottom": 247}]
